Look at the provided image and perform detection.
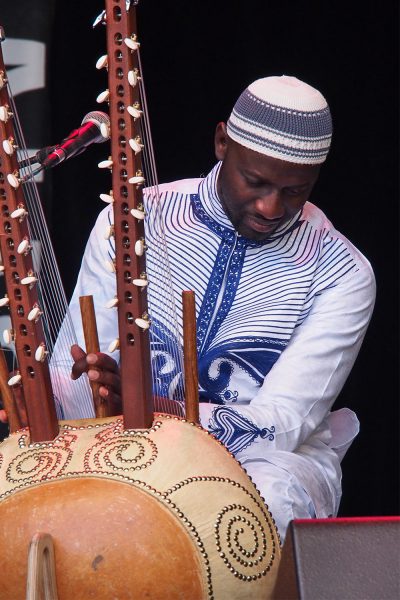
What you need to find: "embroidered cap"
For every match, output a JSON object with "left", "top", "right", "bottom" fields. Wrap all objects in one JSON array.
[{"left": 227, "top": 75, "right": 332, "bottom": 164}]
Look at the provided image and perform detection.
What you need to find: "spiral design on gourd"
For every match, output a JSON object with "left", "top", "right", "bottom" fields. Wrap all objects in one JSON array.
[
  {"left": 6, "top": 447, "right": 72, "bottom": 483},
  {"left": 84, "top": 434, "right": 158, "bottom": 474},
  {"left": 214, "top": 503, "right": 278, "bottom": 581}
]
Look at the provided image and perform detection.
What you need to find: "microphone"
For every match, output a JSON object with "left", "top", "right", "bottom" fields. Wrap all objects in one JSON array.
[
  {"left": 18, "top": 146, "right": 58, "bottom": 168},
  {"left": 41, "top": 111, "right": 110, "bottom": 169}
]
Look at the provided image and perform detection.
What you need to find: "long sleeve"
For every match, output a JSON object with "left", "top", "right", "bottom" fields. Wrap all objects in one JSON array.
[{"left": 199, "top": 261, "right": 376, "bottom": 458}]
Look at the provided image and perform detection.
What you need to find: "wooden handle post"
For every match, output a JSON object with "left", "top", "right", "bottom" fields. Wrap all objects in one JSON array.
[
  {"left": 182, "top": 291, "right": 200, "bottom": 424},
  {"left": 26, "top": 533, "right": 59, "bottom": 600},
  {"left": 79, "top": 295, "right": 109, "bottom": 418},
  {"left": 0, "top": 348, "right": 22, "bottom": 432}
]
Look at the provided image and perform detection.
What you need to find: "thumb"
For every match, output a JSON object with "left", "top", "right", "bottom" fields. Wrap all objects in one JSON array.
[{"left": 70, "top": 344, "right": 87, "bottom": 362}]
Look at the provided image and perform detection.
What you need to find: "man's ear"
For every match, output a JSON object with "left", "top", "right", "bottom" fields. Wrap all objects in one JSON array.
[{"left": 214, "top": 122, "right": 229, "bottom": 161}]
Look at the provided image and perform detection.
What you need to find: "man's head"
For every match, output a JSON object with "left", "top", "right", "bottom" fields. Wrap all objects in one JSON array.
[{"left": 215, "top": 75, "right": 332, "bottom": 241}]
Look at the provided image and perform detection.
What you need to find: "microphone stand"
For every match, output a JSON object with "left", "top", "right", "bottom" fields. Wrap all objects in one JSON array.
[{"left": 17, "top": 146, "right": 56, "bottom": 184}]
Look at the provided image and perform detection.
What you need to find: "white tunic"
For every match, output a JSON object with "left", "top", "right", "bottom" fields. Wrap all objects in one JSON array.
[{"left": 54, "top": 163, "right": 375, "bottom": 540}]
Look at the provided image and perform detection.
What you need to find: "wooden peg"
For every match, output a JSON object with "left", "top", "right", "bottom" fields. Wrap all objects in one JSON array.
[
  {"left": 79, "top": 295, "right": 109, "bottom": 418},
  {"left": 0, "top": 348, "right": 22, "bottom": 432},
  {"left": 26, "top": 532, "right": 59, "bottom": 600},
  {"left": 182, "top": 291, "right": 200, "bottom": 424}
]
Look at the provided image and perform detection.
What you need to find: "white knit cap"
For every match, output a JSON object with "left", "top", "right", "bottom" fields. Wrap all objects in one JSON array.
[{"left": 227, "top": 75, "right": 332, "bottom": 164}]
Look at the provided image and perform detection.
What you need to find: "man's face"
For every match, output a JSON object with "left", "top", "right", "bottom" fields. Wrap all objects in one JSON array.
[{"left": 215, "top": 123, "right": 321, "bottom": 241}]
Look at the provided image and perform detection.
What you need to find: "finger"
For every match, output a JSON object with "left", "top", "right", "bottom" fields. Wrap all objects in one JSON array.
[
  {"left": 70, "top": 345, "right": 89, "bottom": 380},
  {"left": 71, "top": 358, "right": 90, "bottom": 380},
  {"left": 0, "top": 409, "right": 8, "bottom": 424},
  {"left": 86, "top": 352, "right": 119, "bottom": 374},
  {"left": 88, "top": 368, "right": 121, "bottom": 395},
  {"left": 71, "top": 344, "right": 87, "bottom": 362}
]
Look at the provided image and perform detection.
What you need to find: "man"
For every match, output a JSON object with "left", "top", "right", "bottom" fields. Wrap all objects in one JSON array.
[{"left": 58, "top": 75, "right": 376, "bottom": 539}]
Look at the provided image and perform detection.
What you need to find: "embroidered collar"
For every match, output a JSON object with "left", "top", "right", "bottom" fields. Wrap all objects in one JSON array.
[{"left": 194, "top": 162, "right": 303, "bottom": 246}]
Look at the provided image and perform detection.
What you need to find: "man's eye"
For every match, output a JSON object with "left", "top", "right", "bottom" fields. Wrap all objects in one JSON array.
[
  {"left": 285, "top": 188, "right": 303, "bottom": 196},
  {"left": 245, "top": 177, "right": 261, "bottom": 187}
]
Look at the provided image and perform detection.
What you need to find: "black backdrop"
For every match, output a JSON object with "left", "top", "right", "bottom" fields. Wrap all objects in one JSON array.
[{"left": 2, "top": 1, "right": 399, "bottom": 518}]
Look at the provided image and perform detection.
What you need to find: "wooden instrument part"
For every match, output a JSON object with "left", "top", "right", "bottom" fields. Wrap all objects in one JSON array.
[
  {"left": 79, "top": 295, "right": 110, "bottom": 418},
  {"left": 182, "top": 290, "right": 200, "bottom": 423},
  {"left": 0, "top": 415, "right": 281, "bottom": 599},
  {"left": 0, "top": 47, "right": 58, "bottom": 442},
  {"left": 104, "top": 1, "right": 153, "bottom": 429},
  {"left": 26, "top": 533, "right": 59, "bottom": 600},
  {"left": 0, "top": 5, "right": 282, "bottom": 598},
  {"left": 0, "top": 348, "right": 21, "bottom": 432}
]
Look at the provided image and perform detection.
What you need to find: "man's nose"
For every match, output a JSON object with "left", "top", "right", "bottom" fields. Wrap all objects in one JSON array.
[{"left": 255, "top": 190, "right": 285, "bottom": 219}]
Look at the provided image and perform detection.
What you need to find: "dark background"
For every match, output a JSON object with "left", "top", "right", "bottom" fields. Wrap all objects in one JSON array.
[{"left": 1, "top": 1, "right": 398, "bottom": 518}]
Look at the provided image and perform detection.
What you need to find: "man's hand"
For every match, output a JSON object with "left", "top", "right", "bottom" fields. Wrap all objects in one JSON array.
[{"left": 70, "top": 344, "right": 121, "bottom": 413}]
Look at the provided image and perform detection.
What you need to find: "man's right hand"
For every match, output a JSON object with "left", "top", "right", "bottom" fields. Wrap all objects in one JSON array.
[{"left": 70, "top": 344, "right": 122, "bottom": 414}]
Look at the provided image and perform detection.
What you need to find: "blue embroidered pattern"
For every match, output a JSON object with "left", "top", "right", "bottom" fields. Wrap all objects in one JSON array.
[
  {"left": 198, "top": 337, "right": 287, "bottom": 404},
  {"left": 209, "top": 406, "right": 275, "bottom": 454},
  {"left": 195, "top": 235, "right": 248, "bottom": 354},
  {"left": 190, "top": 191, "right": 303, "bottom": 359},
  {"left": 201, "top": 237, "right": 248, "bottom": 352}
]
